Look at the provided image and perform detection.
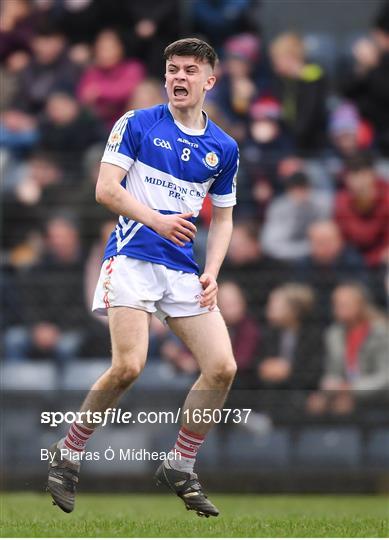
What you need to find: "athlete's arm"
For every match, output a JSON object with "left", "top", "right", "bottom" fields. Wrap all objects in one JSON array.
[
  {"left": 95, "top": 162, "right": 197, "bottom": 246},
  {"left": 199, "top": 206, "right": 233, "bottom": 309}
]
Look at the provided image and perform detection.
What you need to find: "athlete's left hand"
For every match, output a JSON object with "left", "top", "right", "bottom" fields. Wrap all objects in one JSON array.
[{"left": 199, "top": 273, "right": 218, "bottom": 310}]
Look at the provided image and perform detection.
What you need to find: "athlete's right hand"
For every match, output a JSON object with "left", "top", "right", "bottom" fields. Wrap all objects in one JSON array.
[{"left": 153, "top": 212, "right": 197, "bottom": 246}]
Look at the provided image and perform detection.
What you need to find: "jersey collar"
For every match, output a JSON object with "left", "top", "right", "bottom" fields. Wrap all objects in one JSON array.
[{"left": 167, "top": 103, "right": 208, "bottom": 136}]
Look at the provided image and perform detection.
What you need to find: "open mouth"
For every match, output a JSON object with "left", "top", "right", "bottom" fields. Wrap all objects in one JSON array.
[{"left": 173, "top": 86, "right": 188, "bottom": 97}]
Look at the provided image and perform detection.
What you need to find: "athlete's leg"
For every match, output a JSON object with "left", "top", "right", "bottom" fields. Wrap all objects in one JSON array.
[
  {"left": 77, "top": 306, "right": 150, "bottom": 427},
  {"left": 61, "top": 306, "right": 150, "bottom": 453},
  {"left": 168, "top": 310, "right": 236, "bottom": 436},
  {"left": 47, "top": 306, "right": 150, "bottom": 513},
  {"left": 154, "top": 311, "right": 235, "bottom": 517}
]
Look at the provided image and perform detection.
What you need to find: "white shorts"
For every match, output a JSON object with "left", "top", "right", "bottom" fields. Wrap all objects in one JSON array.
[{"left": 92, "top": 255, "right": 218, "bottom": 322}]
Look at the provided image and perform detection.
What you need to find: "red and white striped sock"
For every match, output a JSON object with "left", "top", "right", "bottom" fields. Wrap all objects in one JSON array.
[
  {"left": 167, "top": 426, "right": 205, "bottom": 473},
  {"left": 59, "top": 422, "right": 95, "bottom": 462}
]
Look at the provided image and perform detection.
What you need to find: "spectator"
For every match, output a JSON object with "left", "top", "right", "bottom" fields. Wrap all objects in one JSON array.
[
  {"left": 78, "top": 29, "right": 145, "bottom": 128},
  {"left": 127, "top": 78, "right": 166, "bottom": 110},
  {"left": 239, "top": 95, "right": 295, "bottom": 216},
  {"left": 4, "top": 214, "right": 87, "bottom": 365},
  {"left": 328, "top": 101, "right": 373, "bottom": 160},
  {"left": 335, "top": 152, "right": 389, "bottom": 267},
  {"left": 218, "top": 281, "right": 261, "bottom": 388},
  {"left": 261, "top": 171, "right": 332, "bottom": 261},
  {"left": 124, "top": 0, "right": 179, "bottom": 78},
  {"left": 191, "top": 0, "right": 260, "bottom": 51},
  {"left": 340, "top": 2, "right": 389, "bottom": 156},
  {"left": 39, "top": 91, "right": 105, "bottom": 178},
  {"left": 14, "top": 23, "right": 81, "bottom": 114},
  {"left": 146, "top": 315, "right": 219, "bottom": 376},
  {"left": 159, "top": 334, "right": 199, "bottom": 375},
  {"left": 0, "top": 0, "right": 33, "bottom": 62},
  {"left": 0, "top": 54, "right": 26, "bottom": 111},
  {"left": 295, "top": 220, "right": 368, "bottom": 325},
  {"left": 55, "top": 0, "right": 107, "bottom": 47},
  {"left": 146, "top": 323, "right": 198, "bottom": 374},
  {"left": 256, "top": 283, "right": 323, "bottom": 417},
  {"left": 210, "top": 33, "right": 261, "bottom": 140},
  {"left": 269, "top": 32, "right": 327, "bottom": 154},
  {"left": 307, "top": 283, "right": 389, "bottom": 415},
  {"left": 148, "top": 282, "right": 260, "bottom": 377},
  {"left": 221, "top": 220, "right": 291, "bottom": 320},
  {"left": 0, "top": 108, "right": 38, "bottom": 157},
  {"left": 75, "top": 145, "right": 114, "bottom": 250},
  {"left": 3, "top": 152, "right": 65, "bottom": 257},
  {"left": 2, "top": 149, "right": 92, "bottom": 259},
  {"left": 325, "top": 101, "right": 374, "bottom": 186}
]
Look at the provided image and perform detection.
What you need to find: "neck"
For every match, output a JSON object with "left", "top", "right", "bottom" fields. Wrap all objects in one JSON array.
[
  {"left": 285, "top": 320, "right": 299, "bottom": 331},
  {"left": 354, "top": 188, "right": 375, "bottom": 206},
  {"left": 169, "top": 102, "right": 205, "bottom": 130},
  {"left": 345, "top": 316, "right": 366, "bottom": 329}
]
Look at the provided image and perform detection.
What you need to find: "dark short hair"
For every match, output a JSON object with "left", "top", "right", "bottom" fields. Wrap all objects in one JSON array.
[
  {"left": 344, "top": 151, "right": 374, "bottom": 172},
  {"left": 164, "top": 38, "right": 218, "bottom": 69},
  {"left": 33, "top": 21, "right": 64, "bottom": 38},
  {"left": 335, "top": 281, "right": 373, "bottom": 305}
]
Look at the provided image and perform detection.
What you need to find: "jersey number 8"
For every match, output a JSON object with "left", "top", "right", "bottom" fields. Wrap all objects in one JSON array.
[{"left": 180, "top": 148, "right": 191, "bottom": 161}]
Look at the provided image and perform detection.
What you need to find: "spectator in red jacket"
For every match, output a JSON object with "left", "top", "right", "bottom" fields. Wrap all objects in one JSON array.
[
  {"left": 306, "top": 282, "right": 389, "bottom": 416},
  {"left": 78, "top": 29, "right": 145, "bottom": 128},
  {"left": 335, "top": 152, "right": 389, "bottom": 267}
]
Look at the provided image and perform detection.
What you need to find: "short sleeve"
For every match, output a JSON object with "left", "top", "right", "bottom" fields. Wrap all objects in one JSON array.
[
  {"left": 101, "top": 110, "right": 140, "bottom": 171},
  {"left": 208, "top": 143, "right": 239, "bottom": 207}
]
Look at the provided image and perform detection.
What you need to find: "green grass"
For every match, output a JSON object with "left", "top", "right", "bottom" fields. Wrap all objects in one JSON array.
[{"left": 1, "top": 493, "right": 388, "bottom": 537}]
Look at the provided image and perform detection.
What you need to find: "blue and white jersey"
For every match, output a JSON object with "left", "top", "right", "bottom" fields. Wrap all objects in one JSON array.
[{"left": 101, "top": 103, "right": 239, "bottom": 274}]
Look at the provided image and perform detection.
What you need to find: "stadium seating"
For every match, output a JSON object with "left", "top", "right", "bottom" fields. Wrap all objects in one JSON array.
[
  {"left": 219, "top": 427, "right": 290, "bottom": 468},
  {"left": 62, "top": 361, "right": 110, "bottom": 390},
  {"left": 366, "top": 429, "right": 389, "bottom": 466},
  {"left": 295, "top": 427, "right": 362, "bottom": 467},
  {"left": 1, "top": 362, "right": 57, "bottom": 390}
]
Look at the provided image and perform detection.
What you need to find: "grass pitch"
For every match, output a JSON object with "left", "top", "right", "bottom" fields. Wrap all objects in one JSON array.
[{"left": 1, "top": 493, "right": 388, "bottom": 537}]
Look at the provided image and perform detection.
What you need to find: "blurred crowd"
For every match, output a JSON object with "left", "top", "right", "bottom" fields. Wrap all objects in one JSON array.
[{"left": 1, "top": 0, "right": 388, "bottom": 421}]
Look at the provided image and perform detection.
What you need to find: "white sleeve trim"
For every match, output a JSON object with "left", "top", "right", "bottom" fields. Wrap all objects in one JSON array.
[
  {"left": 101, "top": 150, "right": 134, "bottom": 171},
  {"left": 209, "top": 192, "right": 237, "bottom": 207}
]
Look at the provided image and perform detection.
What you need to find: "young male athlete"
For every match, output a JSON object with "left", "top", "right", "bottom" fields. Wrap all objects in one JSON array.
[{"left": 47, "top": 38, "right": 239, "bottom": 518}]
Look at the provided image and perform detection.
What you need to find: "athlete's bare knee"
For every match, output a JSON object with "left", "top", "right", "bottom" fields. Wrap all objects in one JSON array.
[
  {"left": 108, "top": 361, "right": 143, "bottom": 388},
  {"left": 204, "top": 357, "right": 237, "bottom": 387}
]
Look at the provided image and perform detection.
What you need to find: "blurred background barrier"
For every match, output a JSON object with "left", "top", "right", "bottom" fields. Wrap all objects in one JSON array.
[{"left": 1, "top": 0, "right": 389, "bottom": 493}]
